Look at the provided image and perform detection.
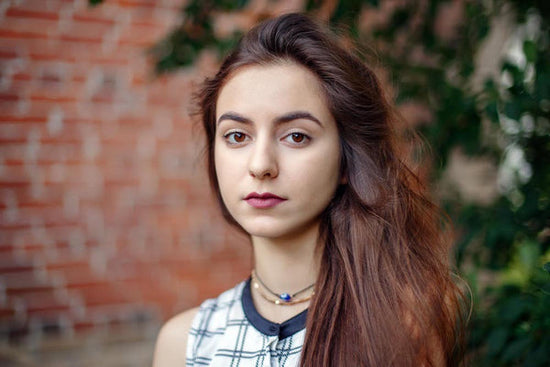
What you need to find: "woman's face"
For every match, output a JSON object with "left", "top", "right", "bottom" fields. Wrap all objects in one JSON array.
[{"left": 214, "top": 61, "right": 341, "bottom": 240}]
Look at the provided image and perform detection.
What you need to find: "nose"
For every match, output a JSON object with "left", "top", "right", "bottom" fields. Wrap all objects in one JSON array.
[{"left": 248, "top": 137, "right": 278, "bottom": 179}]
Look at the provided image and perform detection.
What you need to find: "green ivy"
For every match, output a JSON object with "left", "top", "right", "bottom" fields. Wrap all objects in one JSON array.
[
  {"left": 470, "top": 262, "right": 550, "bottom": 366},
  {"left": 149, "top": 0, "right": 248, "bottom": 73}
]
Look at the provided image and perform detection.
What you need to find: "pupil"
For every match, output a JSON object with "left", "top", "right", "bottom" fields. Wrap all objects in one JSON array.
[{"left": 292, "top": 133, "right": 303, "bottom": 142}]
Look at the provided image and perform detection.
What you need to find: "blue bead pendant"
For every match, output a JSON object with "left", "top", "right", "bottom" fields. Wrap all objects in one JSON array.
[{"left": 279, "top": 293, "right": 292, "bottom": 302}]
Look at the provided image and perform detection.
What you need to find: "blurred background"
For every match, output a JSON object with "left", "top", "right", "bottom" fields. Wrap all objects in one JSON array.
[{"left": 0, "top": 0, "right": 548, "bottom": 366}]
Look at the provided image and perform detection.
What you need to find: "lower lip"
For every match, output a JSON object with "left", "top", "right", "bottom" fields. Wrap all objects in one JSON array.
[{"left": 245, "top": 197, "right": 286, "bottom": 209}]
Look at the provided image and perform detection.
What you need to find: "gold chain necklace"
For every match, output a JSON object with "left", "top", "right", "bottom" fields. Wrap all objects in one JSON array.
[{"left": 251, "top": 270, "right": 315, "bottom": 306}]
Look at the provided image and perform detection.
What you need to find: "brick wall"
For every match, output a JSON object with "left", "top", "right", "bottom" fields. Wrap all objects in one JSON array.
[{"left": 0, "top": 0, "right": 253, "bottom": 365}]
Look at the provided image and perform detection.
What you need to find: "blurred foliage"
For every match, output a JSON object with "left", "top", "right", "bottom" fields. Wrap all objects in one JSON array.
[
  {"left": 91, "top": 0, "right": 550, "bottom": 364},
  {"left": 150, "top": 0, "right": 249, "bottom": 73}
]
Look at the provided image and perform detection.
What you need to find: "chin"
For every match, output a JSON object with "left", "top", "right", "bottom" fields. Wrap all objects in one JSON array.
[
  {"left": 239, "top": 219, "right": 296, "bottom": 240},
  {"left": 243, "top": 226, "right": 289, "bottom": 240},
  {"left": 241, "top": 217, "right": 320, "bottom": 242}
]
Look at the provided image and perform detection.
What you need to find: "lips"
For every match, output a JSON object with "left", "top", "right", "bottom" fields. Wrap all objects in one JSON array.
[{"left": 244, "top": 192, "right": 287, "bottom": 209}]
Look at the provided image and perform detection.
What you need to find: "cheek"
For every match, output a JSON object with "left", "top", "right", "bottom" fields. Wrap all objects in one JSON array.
[
  {"left": 214, "top": 145, "right": 244, "bottom": 198},
  {"left": 214, "top": 145, "right": 229, "bottom": 192},
  {"left": 288, "top": 147, "right": 341, "bottom": 194}
]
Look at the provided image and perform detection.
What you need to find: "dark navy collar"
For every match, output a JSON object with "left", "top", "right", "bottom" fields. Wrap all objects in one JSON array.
[{"left": 242, "top": 277, "right": 308, "bottom": 340}]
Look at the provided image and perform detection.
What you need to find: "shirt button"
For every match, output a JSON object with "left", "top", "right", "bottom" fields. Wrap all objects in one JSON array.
[{"left": 269, "top": 325, "right": 279, "bottom": 333}]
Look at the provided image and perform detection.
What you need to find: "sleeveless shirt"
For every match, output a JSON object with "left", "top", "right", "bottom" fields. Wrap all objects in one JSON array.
[{"left": 186, "top": 278, "right": 307, "bottom": 366}]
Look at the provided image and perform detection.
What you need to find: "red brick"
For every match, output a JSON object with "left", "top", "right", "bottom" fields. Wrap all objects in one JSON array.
[
  {"left": 0, "top": 224, "right": 82, "bottom": 248},
  {"left": 6, "top": 0, "right": 69, "bottom": 14},
  {"left": 0, "top": 259, "right": 34, "bottom": 274},
  {"left": 118, "top": 0, "right": 157, "bottom": 9},
  {"left": 0, "top": 93, "right": 19, "bottom": 102},
  {"left": 29, "top": 88, "right": 81, "bottom": 103},
  {"left": 12, "top": 72, "right": 33, "bottom": 82},
  {"left": 18, "top": 242, "right": 71, "bottom": 258},
  {"left": 0, "top": 142, "right": 79, "bottom": 164},
  {"left": 2, "top": 270, "right": 44, "bottom": 291},
  {"left": 0, "top": 242, "right": 15, "bottom": 253},
  {"left": 88, "top": 55, "right": 132, "bottom": 66},
  {"left": 0, "top": 38, "right": 76, "bottom": 64},
  {"left": 72, "top": 319, "right": 96, "bottom": 332},
  {"left": 158, "top": 0, "right": 186, "bottom": 7},
  {"left": 130, "top": 18, "right": 165, "bottom": 29},
  {"left": 72, "top": 13, "right": 116, "bottom": 26},
  {"left": 0, "top": 164, "right": 32, "bottom": 183},
  {"left": 59, "top": 19, "right": 116, "bottom": 43},
  {"left": 117, "top": 22, "right": 168, "bottom": 47},
  {"left": 0, "top": 122, "right": 83, "bottom": 143},
  {"left": 137, "top": 285, "right": 179, "bottom": 309},
  {"left": 0, "top": 38, "right": 29, "bottom": 56},
  {"left": 0, "top": 136, "right": 27, "bottom": 144},
  {"left": 0, "top": 17, "right": 59, "bottom": 38},
  {"left": 16, "top": 291, "right": 72, "bottom": 316},
  {"left": 7, "top": 281, "right": 57, "bottom": 295},
  {"left": 4, "top": 80, "right": 32, "bottom": 101},
  {"left": 23, "top": 101, "right": 81, "bottom": 122},
  {"left": 1, "top": 206, "right": 79, "bottom": 229},
  {"left": 0, "top": 49, "right": 19, "bottom": 59},
  {"left": 0, "top": 29, "right": 50, "bottom": 41},
  {"left": 0, "top": 186, "right": 37, "bottom": 208},
  {"left": 47, "top": 261, "right": 101, "bottom": 287},
  {"left": 5, "top": 8, "right": 60, "bottom": 21},
  {"left": 0, "top": 306, "right": 17, "bottom": 321},
  {"left": 58, "top": 34, "right": 103, "bottom": 45},
  {"left": 70, "top": 283, "right": 134, "bottom": 307},
  {"left": 28, "top": 48, "right": 80, "bottom": 64},
  {"left": 0, "top": 115, "right": 46, "bottom": 123}
]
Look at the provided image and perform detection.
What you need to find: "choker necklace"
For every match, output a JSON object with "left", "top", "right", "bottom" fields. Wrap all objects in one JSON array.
[{"left": 251, "top": 270, "right": 315, "bottom": 306}]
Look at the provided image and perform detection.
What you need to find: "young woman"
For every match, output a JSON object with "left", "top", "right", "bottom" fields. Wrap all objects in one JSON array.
[{"left": 154, "top": 12, "right": 465, "bottom": 367}]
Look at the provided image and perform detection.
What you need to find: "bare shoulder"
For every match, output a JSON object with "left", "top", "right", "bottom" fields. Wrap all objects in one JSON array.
[{"left": 153, "top": 307, "right": 200, "bottom": 367}]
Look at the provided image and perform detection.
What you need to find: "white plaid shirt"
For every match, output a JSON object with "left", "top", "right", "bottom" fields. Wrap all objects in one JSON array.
[{"left": 186, "top": 279, "right": 306, "bottom": 366}]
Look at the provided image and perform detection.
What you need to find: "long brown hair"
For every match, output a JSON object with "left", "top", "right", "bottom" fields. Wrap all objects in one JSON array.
[{"left": 198, "top": 13, "right": 465, "bottom": 366}]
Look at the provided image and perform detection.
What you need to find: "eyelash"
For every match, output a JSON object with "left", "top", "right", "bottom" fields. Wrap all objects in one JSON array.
[
  {"left": 222, "top": 131, "right": 311, "bottom": 146},
  {"left": 283, "top": 132, "right": 310, "bottom": 145},
  {"left": 223, "top": 131, "right": 249, "bottom": 144}
]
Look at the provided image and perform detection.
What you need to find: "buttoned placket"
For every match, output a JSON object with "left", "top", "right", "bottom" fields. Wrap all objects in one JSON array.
[{"left": 265, "top": 334, "right": 280, "bottom": 367}]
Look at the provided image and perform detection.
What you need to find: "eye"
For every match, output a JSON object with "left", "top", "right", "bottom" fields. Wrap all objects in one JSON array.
[
  {"left": 223, "top": 131, "right": 249, "bottom": 145},
  {"left": 283, "top": 132, "right": 310, "bottom": 145}
]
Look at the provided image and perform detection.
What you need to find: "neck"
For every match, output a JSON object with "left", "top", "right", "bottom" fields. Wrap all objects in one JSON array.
[{"left": 251, "top": 222, "right": 321, "bottom": 295}]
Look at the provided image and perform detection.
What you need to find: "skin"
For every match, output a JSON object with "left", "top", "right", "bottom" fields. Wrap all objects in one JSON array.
[
  {"left": 214, "top": 61, "right": 341, "bottom": 242},
  {"left": 153, "top": 61, "right": 342, "bottom": 366}
]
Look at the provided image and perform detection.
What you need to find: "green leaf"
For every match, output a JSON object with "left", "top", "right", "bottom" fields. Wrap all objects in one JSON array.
[
  {"left": 486, "top": 327, "right": 508, "bottom": 355},
  {"left": 524, "top": 40, "right": 537, "bottom": 63},
  {"left": 499, "top": 297, "right": 529, "bottom": 324},
  {"left": 501, "top": 337, "right": 531, "bottom": 362},
  {"left": 518, "top": 241, "right": 541, "bottom": 270},
  {"left": 504, "top": 100, "right": 522, "bottom": 120},
  {"left": 524, "top": 339, "right": 550, "bottom": 367}
]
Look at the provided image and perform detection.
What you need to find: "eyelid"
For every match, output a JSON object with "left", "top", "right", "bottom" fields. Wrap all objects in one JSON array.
[
  {"left": 223, "top": 130, "right": 251, "bottom": 145},
  {"left": 281, "top": 130, "right": 311, "bottom": 146}
]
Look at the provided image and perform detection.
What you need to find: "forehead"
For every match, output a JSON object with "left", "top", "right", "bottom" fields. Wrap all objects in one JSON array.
[{"left": 216, "top": 61, "right": 330, "bottom": 119}]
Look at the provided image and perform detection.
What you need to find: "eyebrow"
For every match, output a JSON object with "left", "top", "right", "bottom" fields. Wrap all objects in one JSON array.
[{"left": 216, "top": 111, "right": 323, "bottom": 127}]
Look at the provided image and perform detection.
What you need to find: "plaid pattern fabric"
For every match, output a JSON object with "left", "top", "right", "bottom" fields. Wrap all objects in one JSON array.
[{"left": 186, "top": 279, "right": 306, "bottom": 367}]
